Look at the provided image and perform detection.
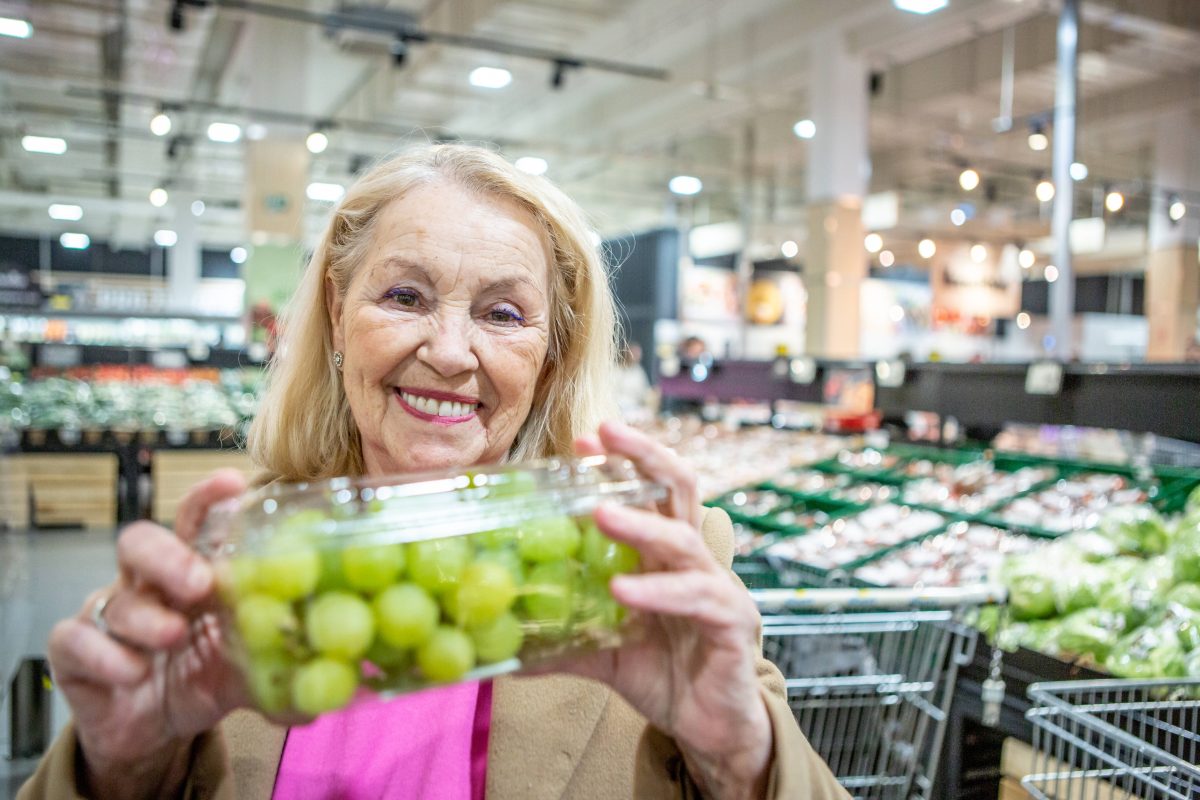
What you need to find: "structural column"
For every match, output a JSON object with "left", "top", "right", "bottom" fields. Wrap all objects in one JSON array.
[
  {"left": 1145, "top": 110, "right": 1200, "bottom": 362},
  {"left": 166, "top": 192, "right": 201, "bottom": 312},
  {"left": 238, "top": 15, "right": 312, "bottom": 355},
  {"left": 804, "top": 34, "right": 869, "bottom": 359}
]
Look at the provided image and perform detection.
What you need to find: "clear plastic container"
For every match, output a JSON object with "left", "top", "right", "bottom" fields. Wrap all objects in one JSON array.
[{"left": 195, "top": 456, "right": 664, "bottom": 720}]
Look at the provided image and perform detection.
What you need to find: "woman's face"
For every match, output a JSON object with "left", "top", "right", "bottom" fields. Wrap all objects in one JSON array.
[{"left": 328, "top": 180, "right": 553, "bottom": 475}]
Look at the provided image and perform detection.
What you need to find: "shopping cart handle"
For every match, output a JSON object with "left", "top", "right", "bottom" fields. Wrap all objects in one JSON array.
[{"left": 750, "top": 584, "right": 1007, "bottom": 611}]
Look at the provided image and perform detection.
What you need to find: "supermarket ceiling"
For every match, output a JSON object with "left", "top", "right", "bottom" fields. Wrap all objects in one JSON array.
[{"left": 0, "top": 0, "right": 1198, "bottom": 266}]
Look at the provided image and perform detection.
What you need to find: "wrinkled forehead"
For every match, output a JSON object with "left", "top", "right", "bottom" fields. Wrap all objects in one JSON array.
[{"left": 363, "top": 180, "right": 556, "bottom": 293}]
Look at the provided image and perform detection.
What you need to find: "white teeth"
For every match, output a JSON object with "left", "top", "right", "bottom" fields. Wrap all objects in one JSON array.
[{"left": 402, "top": 391, "right": 476, "bottom": 417}]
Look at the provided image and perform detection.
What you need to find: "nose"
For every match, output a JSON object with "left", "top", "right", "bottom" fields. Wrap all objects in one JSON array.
[{"left": 416, "top": 311, "right": 479, "bottom": 377}]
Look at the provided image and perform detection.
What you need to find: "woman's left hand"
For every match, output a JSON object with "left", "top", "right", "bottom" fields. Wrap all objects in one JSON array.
[{"left": 565, "top": 420, "right": 773, "bottom": 800}]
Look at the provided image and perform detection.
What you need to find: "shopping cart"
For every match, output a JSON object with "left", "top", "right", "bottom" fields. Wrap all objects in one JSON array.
[
  {"left": 751, "top": 585, "right": 1003, "bottom": 800},
  {"left": 1023, "top": 679, "right": 1200, "bottom": 800}
]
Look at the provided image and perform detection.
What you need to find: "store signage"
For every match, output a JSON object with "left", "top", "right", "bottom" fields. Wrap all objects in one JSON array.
[
  {"left": 0, "top": 268, "right": 42, "bottom": 308},
  {"left": 875, "top": 359, "right": 906, "bottom": 388},
  {"left": 788, "top": 357, "right": 817, "bottom": 384},
  {"left": 1025, "top": 361, "right": 1064, "bottom": 396}
]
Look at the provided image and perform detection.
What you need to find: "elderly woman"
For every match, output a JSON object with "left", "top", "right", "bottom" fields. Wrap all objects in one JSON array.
[{"left": 20, "top": 145, "right": 847, "bottom": 800}]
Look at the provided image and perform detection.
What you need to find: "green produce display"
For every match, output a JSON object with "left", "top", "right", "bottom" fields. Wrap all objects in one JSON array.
[
  {"left": 199, "top": 458, "right": 659, "bottom": 720},
  {"left": 994, "top": 508, "right": 1200, "bottom": 677},
  {"left": 2, "top": 369, "right": 263, "bottom": 435}
]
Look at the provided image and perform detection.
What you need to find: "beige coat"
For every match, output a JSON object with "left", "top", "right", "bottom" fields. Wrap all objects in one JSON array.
[{"left": 19, "top": 508, "right": 849, "bottom": 799}]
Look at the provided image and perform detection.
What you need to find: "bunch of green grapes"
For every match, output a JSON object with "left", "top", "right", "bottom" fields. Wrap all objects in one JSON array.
[{"left": 220, "top": 493, "right": 640, "bottom": 719}]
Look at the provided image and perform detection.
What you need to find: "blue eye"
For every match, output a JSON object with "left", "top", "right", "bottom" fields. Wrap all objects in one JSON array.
[{"left": 384, "top": 288, "right": 419, "bottom": 307}]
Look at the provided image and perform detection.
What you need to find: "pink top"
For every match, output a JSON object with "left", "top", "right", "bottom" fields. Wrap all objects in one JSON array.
[{"left": 272, "top": 680, "right": 493, "bottom": 800}]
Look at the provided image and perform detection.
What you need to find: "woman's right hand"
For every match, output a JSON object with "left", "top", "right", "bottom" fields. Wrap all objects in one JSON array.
[{"left": 47, "top": 469, "right": 248, "bottom": 799}]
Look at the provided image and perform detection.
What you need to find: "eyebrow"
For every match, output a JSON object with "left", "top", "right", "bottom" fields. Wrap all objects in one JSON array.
[{"left": 373, "top": 256, "right": 543, "bottom": 295}]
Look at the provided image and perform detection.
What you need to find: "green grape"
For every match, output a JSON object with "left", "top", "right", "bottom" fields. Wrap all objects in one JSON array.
[
  {"left": 452, "top": 561, "right": 517, "bottom": 627},
  {"left": 580, "top": 583, "right": 628, "bottom": 630},
  {"left": 417, "top": 626, "right": 476, "bottom": 682},
  {"left": 219, "top": 558, "right": 258, "bottom": 603},
  {"left": 341, "top": 543, "right": 405, "bottom": 593},
  {"left": 521, "top": 561, "right": 576, "bottom": 630},
  {"left": 365, "top": 639, "right": 412, "bottom": 672},
  {"left": 236, "top": 593, "right": 298, "bottom": 653},
  {"left": 476, "top": 527, "right": 518, "bottom": 550},
  {"left": 407, "top": 537, "right": 470, "bottom": 595},
  {"left": 304, "top": 591, "right": 375, "bottom": 660},
  {"left": 517, "top": 516, "right": 581, "bottom": 563},
  {"left": 255, "top": 532, "right": 321, "bottom": 601},
  {"left": 291, "top": 657, "right": 358, "bottom": 716},
  {"left": 580, "top": 518, "right": 640, "bottom": 580},
  {"left": 246, "top": 652, "right": 295, "bottom": 714},
  {"left": 469, "top": 612, "right": 524, "bottom": 664},
  {"left": 374, "top": 583, "right": 440, "bottom": 648},
  {"left": 315, "top": 547, "right": 349, "bottom": 593},
  {"left": 475, "top": 547, "right": 525, "bottom": 585},
  {"left": 483, "top": 469, "right": 538, "bottom": 498}
]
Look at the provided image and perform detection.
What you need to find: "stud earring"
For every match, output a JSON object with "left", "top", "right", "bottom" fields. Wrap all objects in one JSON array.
[{"left": 333, "top": 351, "right": 343, "bottom": 369}]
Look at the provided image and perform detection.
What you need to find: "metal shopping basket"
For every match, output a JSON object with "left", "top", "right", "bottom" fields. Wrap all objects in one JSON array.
[
  {"left": 751, "top": 585, "right": 1002, "bottom": 800},
  {"left": 1023, "top": 679, "right": 1200, "bottom": 800}
]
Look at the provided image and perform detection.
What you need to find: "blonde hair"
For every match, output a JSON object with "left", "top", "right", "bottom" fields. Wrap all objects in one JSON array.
[{"left": 247, "top": 144, "right": 618, "bottom": 483}]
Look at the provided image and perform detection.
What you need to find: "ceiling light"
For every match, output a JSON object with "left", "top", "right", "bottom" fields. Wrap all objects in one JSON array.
[
  {"left": 893, "top": 0, "right": 949, "bottom": 14},
  {"left": 154, "top": 229, "right": 178, "bottom": 247},
  {"left": 246, "top": 123, "right": 268, "bottom": 141},
  {"left": 668, "top": 175, "right": 702, "bottom": 196},
  {"left": 1028, "top": 123, "right": 1049, "bottom": 151},
  {"left": 1036, "top": 179, "right": 1055, "bottom": 203},
  {"left": 469, "top": 66, "right": 512, "bottom": 89},
  {"left": 793, "top": 119, "right": 816, "bottom": 140},
  {"left": 306, "top": 131, "right": 328, "bottom": 154},
  {"left": 149, "top": 187, "right": 169, "bottom": 207},
  {"left": 864, "top": 233, "right": 883, "bottom": 253},
  {"left": 21, "top": 135, "right": 67, "bottom": 155},
  {"left": 59, "top": 232, "right": 90, "bottom": 250},
  {"left": 1044, "top": 264, "right": 1059, "bottom": 283},
  {"left": 230, "top": 246, "right": 248, "bottom": 265},
  {"left": 918, "top": 238, "right": 936, "bottom": 259},
  {"left": 1016, "top": 312, "right": 1031, "bottom": 330},
  {"left": 207, "top": 122, "right": 242, "bottom": 143},
  {"left": 48, "top": 203, "right": 83, "bottom": 221},
  {"left": 958, "top": 168, "right": 980, "bottom": 191},
  {"left": 970, "top": 244, "right": 988, "bottom": 263},
  {"left": 515, "top": 156, "right": 548, "bottom": 175},
  {"left": 0, "top": 16, "right": 32, "bottom": 38},
  {"left": 1105, "top": 190, "right": 1125, "bottom": 213},
  {"left": 150, "top": 112, "right": 172, "bottom": 137},
  {"left": 879, "top": 249, "right": 895, "bottom": 267},
  {"left": 1019, "top": 248, "right": 1036, "bottom": 269},
  {"left": 1070, "top": 162, "right": 1088, "bottom": 181},
  {"left": 1169, "top": 199, "right": 1186, "bottom": 222},
  {"left": 950, "top": 208, "right": 967, "bottom": 226},
  {"left": 781, "top": 240, "right": 799, "bottom": 259},
  {"left": 307, "top": 181, "right": 345, "bottom": 202},
  {"left": 191, "top": 200, "right": 206, "bottom": 216}
]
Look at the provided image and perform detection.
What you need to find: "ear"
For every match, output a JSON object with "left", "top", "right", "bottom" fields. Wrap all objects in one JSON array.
[{"left": 325, "top": 273, "right": 345, "bottom": 355}]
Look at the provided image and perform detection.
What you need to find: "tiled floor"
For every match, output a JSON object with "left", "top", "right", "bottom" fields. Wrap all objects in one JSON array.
[{"left": 1, "top": 528, "right": 119, "bottom": 799}]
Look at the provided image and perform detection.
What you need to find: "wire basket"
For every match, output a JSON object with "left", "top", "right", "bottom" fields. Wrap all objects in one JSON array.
[
  {"left": 1024, "top": 679, "right": 1200, "bottom": 800},
  {"left": 752, "top": 586, "right": 995, "bottom": 799}
]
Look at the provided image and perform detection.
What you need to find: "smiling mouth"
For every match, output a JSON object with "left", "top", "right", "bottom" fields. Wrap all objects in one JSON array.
[{"left": 395, "top": 389, "right": 479, "bottom": 422}]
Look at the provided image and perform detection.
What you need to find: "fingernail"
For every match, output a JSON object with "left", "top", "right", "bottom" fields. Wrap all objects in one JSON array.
[{"left": 187, "top": 561, "right": 212, "bottom": 594}]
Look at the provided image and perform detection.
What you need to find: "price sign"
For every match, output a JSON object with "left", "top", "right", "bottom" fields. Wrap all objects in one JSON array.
[{"left": 1025, "top": 361, "right": 1064, "bottom": 395}]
